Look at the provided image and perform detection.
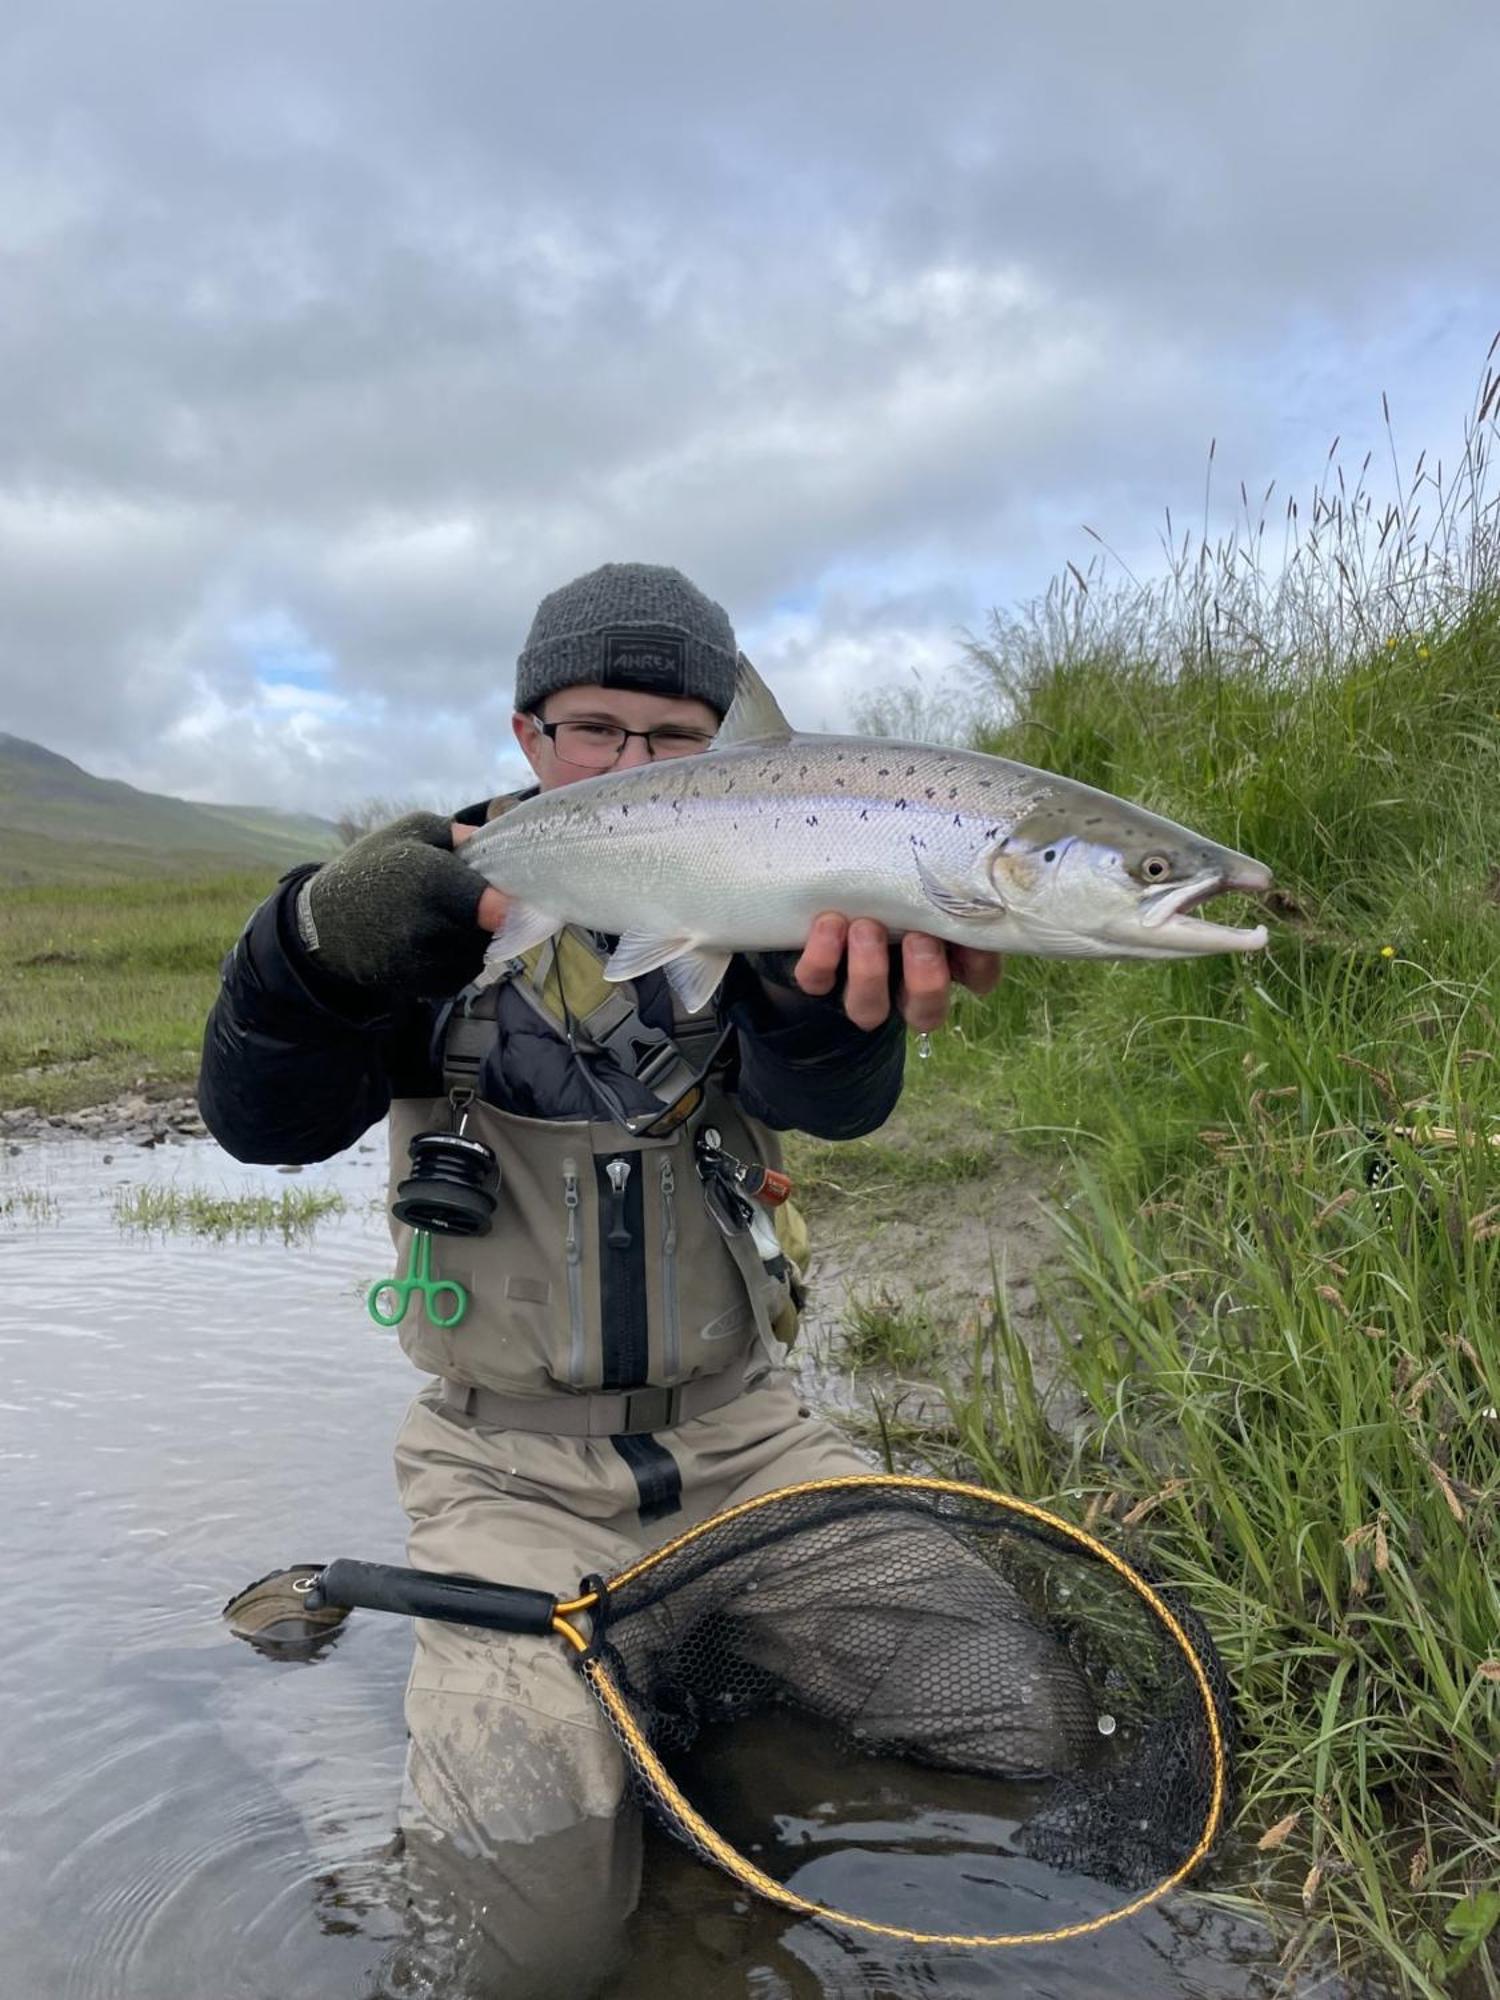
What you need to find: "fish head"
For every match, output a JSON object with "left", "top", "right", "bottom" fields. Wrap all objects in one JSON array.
[{"left": 987, "top": 795, "right": 1272, "bottom": 958}]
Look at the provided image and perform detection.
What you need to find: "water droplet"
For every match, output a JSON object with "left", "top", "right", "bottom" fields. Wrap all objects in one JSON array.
[
  {"left": 916, "top": 1032, "right": 932, "bottom": 1060},
  {"left": 1097, "top": 1713, "right": 1117, "bottom": 1737}
]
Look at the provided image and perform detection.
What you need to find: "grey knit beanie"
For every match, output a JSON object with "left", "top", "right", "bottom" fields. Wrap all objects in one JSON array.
[{"left": 514, "top": 562, "right": 739, "bottom": 717}]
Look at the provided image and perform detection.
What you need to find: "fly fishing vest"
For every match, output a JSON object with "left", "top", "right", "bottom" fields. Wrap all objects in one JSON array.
[{"left": 382, "top": 931, "right": 808, "bottom": 1433}]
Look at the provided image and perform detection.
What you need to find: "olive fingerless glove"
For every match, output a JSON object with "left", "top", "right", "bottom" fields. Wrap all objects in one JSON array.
[{"left": 295, "top": 812, "right": 490, "bottom": 1003}]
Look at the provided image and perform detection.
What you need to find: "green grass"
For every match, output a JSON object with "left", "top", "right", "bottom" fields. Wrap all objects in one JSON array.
[
  {"left": 0, "top": 1189, "right": 62, "bottom": 1224},
  {"left": 893, "top": 393, "right": 1500, "bottom": 1996},
  {"left": 0, "top": 872, "right": 280, "bottom": 1112},
  {"left": 112, "top": 1183, "right": 346, "bottom": 1239},
  {"left": 840, "top": 1287, "right": 941, "bottom": 1371}
]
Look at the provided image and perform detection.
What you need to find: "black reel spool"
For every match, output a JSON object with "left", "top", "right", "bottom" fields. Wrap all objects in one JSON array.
[{"left": 391, "top": 1130, "right": 501, "bottom": 1237}]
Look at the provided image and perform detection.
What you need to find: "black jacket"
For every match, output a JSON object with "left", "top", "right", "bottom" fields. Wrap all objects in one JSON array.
[{"left": 199, "top": 827, "right": 907, "bottom": 1166}]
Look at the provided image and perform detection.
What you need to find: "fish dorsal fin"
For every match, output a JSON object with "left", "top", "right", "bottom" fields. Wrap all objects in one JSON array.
[{"left": 713, "top": 651, "right": 794, "bottom": 749}]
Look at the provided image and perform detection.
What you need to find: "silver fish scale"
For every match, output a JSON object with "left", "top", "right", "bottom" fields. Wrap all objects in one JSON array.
[{"left": 463, "top": 735, "right": 1056, "bottom": 950}]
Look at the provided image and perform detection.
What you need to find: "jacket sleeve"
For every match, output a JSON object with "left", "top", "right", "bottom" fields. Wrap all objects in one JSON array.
[
  {"left": 723, "top": 960, "right": 906, "bottom": 1142},
  {"left": 198, "top": 866, "right": 427, "bottom": 1164}
]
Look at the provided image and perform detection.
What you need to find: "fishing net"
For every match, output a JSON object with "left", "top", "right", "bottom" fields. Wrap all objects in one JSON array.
[
  {"left": 559, "top": 1475, "right": 1233, "bottom": 1947},
  {"left": 234, "top": 1473, "right": 1233, "bottom": 1950}
]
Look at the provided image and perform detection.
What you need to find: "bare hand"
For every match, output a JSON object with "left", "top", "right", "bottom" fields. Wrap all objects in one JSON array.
[
  {"left": 792, "top": 914, "right": 1003, "bottom": 1032},
  {"left": 450, "top": 821, "right": 508, "bottom": 932}
]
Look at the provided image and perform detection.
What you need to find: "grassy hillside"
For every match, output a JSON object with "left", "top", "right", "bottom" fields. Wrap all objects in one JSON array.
[
  {"left": 0, "top": 733, "right": 337, "bottom": 884},
  {"left": 846, "top": 406, "right": 1500, "bottom": 1996}
]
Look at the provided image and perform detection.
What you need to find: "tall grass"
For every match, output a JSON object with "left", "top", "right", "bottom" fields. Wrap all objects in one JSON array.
[{"left": 936, "top": 359, "right": 1500, "bottom": 1994}]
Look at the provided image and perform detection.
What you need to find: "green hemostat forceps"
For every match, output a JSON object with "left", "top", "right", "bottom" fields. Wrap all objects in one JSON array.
[{"left": 367, "top": 1230, "right": 469, "bottom": 1329}]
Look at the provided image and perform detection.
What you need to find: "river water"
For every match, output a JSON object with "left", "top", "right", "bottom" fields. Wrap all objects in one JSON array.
[{"left": 0, "top": 1132, "right": 1320, "bottom": 1999}]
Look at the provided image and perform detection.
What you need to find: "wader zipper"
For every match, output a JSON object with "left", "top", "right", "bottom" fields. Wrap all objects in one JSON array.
[
  {"left": 598, "top": 1155, "right": 648, "bottom": 1388},
  {"left": 562, "top": 1157, "right": 585, "bottom": 1386},
  {"left": 659, "top": 1156, "right": 680, "bottom": 1378},
  {"left": 605, "top": 1158, "right": 633, "bottom": 1248}
]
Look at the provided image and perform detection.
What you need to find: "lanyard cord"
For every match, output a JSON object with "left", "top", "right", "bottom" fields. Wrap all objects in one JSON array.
[{"left": 551, "top": 935, "right": 733, "bottom": 1138}]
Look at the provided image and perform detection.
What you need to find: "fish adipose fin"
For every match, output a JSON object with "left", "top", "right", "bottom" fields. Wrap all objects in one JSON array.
[
  {"left": 602, "top": 928, "right": 732, "bottom": 1013},
  {"left": 914, "top": 852, "right": 1005, "bottom": 922},
  {"left": 714, "top": 652, "right": 794, "bottom": 749}
]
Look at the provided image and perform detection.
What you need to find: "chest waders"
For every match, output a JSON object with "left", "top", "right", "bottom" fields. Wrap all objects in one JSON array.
[{"left": 381, "top": 933, "right": 805, "bottom": 1437}]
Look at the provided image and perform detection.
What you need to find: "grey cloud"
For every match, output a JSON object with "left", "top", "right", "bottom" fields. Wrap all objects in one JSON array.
[{"left": 0, "top": 0, "right": 1497, "bottom": 810}]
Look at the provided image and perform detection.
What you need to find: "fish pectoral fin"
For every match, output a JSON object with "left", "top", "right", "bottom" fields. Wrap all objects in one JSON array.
[
  {"left": 602, "top": 930, "right": 732, "bottom": 1014},
  {"left": 914, "top": 852, "right": 1005, "bottom": 922},
  {"left": 603, "top": 927, "right": 695, "bottom": 981},
  {"left": 712, "top": 651, "right": 794, "bottom": 749},
  {"left": 484, "top": 899, "right": 564, "bottom": 959}
]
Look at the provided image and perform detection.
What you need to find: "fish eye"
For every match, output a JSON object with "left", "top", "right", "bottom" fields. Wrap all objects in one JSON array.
[
  {"left": 1042, "top": 848, "right": 1057, "bottom": 864},
  {"left": 1140, "top": 854, "right": 1173, "bottom": 882}
]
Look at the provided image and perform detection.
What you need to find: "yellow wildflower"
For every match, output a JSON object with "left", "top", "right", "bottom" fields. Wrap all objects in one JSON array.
[{"left": 1380, "top": 945, "right": 1396, "bottom": 959}]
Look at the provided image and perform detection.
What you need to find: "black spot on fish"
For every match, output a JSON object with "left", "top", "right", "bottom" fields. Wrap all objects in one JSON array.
[
  {"left": 954, "top": 814, "right": 964, "bottom": 827},
  {"left": 985, "top": 827, "right": 1000, "bottom": 840},
  {"left": 806, "top": 814, "right": 818, "bottom": 826},
  {"left": 905, "top": 763, "right": 915, "bottom": 776},
  {"left": 925, "top": 787, "right": 935, "bottom": 799},
  {"left": 834, "top": 776, "right": 847, "bottom": 787},
  {"left": 859, "top": 808, "right": 869, "bottom": 820},
  {"left": 979, "top": 779, "right": 992, "bottom": 789},
  {"left": 948, "top": 787, "right": 959, "bottom": 800},
  {"left": 878, "top": 767, "right": 889, "bottom": 776},
  {"left": 895, "top": 798, "right": 907, "bottom": 809}
]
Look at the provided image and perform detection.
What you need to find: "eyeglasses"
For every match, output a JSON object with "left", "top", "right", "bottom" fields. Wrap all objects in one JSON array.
[{"left": 528, "top": 715, "right": 717, "bottom": 769}]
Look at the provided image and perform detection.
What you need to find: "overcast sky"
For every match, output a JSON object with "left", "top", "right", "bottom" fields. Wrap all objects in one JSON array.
[{"left": 2, "top": 0, "right": 1497, "bottom": 814}]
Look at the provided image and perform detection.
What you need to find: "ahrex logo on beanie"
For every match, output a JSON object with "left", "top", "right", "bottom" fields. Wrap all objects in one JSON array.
[{"left": 514, "top": 563, "right": 739, "bottom": 719}]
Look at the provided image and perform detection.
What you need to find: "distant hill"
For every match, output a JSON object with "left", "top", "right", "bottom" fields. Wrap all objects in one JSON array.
[{"left": 0, "top": 734, "right": 340, "bottom": 885}]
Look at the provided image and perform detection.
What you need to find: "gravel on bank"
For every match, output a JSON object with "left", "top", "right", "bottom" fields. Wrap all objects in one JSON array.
[{"left": 0, "top": 1090, "right": 208, "bottom": 1149}]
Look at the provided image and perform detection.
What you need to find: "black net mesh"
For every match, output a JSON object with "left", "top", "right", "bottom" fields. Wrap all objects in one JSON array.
[{"left": 576, "top": 1476, "right": 1234, "bottom": 1947}]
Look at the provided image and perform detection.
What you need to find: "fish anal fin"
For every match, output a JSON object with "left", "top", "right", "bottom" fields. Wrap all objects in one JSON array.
[
  {"left": 603, "top": 926, "right": 694, "bottom": 981},
  {"left": 661, "top": 947, "right": 732, "bottom": 1014},
  {"left": 713, "top": 652, "right": 794, "bottom": 749},
  {"left": 601, "top": 932, "right": 732, "bottom": 1013},
  {"left": 914, "top": 851, "right": 1004, "bottom": 922}
]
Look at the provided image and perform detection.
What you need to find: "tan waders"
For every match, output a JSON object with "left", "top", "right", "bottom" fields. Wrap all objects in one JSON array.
[
  {"left": 389, "top": 1374, "right": 872, "bottom": 1994},
  {"left": 372, "top": 958, "right": 1090, "bottom": 1997}
]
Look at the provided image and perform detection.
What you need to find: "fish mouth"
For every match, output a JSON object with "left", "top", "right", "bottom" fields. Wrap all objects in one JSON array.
[{"left": 1135, "top": 866, "right": 1271, "bottom": 953}]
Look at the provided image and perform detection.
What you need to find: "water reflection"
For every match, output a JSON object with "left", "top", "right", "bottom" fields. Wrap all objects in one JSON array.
[{"left": 0, "top": 1134, "right": 1315, "bottom": 1998}]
